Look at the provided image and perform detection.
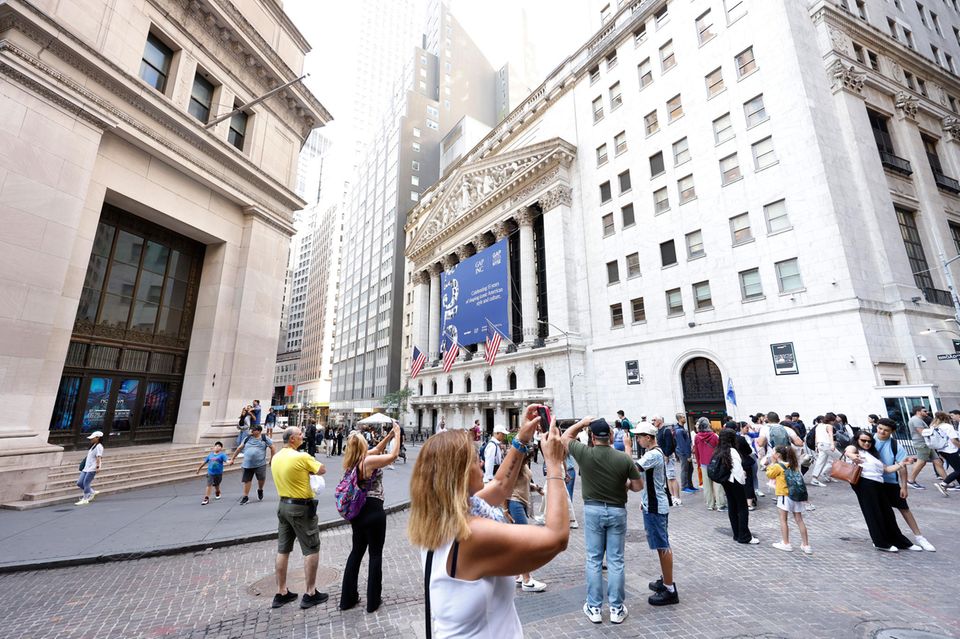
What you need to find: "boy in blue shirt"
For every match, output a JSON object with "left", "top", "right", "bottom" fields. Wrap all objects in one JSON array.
[{"left": 196, "top": 441, "right": 229, "bottom": 505}]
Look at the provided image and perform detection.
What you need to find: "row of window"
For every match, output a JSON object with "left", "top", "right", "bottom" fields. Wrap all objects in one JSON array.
[
  {"left": 415, "top": 368, "right": 548, "bottom": 396},
  {"left": 607, "top": 257, "right": 803, "bottom": 328}
]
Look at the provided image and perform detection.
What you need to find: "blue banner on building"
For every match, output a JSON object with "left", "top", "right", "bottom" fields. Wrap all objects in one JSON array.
[{"left": 440, "top": 238, "right": 510, "bottom": 346}]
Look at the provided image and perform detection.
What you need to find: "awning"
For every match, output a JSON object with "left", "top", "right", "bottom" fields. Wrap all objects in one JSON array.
[
  {"left": 286, "top": 403, "right": 302, "bottom": 410},
  {"left": 353, "top": 408, "right": 375, "bottom": 414},
  {"left": 306, "top": 402, "right": 329, "bottom": 408},
  {"left": 271, "top": 405, "right": 285, "bottom": 410}
]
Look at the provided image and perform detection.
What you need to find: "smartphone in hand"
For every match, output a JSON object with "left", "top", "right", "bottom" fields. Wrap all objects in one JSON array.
[{"left": 536, "top": 405, "right": 552, "bottom": 433}]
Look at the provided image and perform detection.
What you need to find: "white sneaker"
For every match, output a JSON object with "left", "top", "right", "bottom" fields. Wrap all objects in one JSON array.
[
  {"left": 934, "top": 483, "right": 949, "bottom": 497},
  {"left": 755, "top": 489, "right": 765, "bottom": 497},
  {"left": 609, "top": 604, "right": 628, "bottom": 624},
  {"left": 875, "top": 545, "right": 899, "bottom": 552},
  {"left": 75, "top": 498, "right": 89, "bottom": 506},
  {"left": 800, "top": 545, "right": 813, "bottom": 555},
  {"left": 522, "top": 578, "right": 546, "bottom": 592},
  {"left": 914, "top": 537, "right": 936, "bottom": 552},
  {"left": 515, "top": 577, "right": 523, "bottom": 586},
  {"left": 810, "top": 479, "right": 825, "bottom": 487},
  {"left": 88, "top": 490, "right": 99, "bottom": 502},
  {"left": 748, "top": 537, "right": 760, "bottom": 545},
  {"left": 583, "top": 603, "right": 602, "bottom": 624},
  {"left": 772, "top": 541, "right": 793, "bottom": 552},
  {"left": 672, "top": 497, "right": 682, "bottom": 506},
  {"left": 906, "top": 544, "right": 923, "bottom": 551},
  {"left": 569, "top": 521, "right": 579, "bottom": 529}
]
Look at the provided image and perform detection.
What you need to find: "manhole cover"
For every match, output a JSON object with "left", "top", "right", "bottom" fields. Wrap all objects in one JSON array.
[
  {"left": 246, "top": 565, "right": 339, "bottom": 597},
  {"left": 875, "top": 630, "right": 954, "bottom": 639}
]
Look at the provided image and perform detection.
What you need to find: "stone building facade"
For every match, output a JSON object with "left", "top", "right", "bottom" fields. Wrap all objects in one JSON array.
[
  {"left": 402, "top": 0, "right": 960, "bottom": 435},
  {"left": 0, "top": 0, "right": 329, "bottom": 502}
]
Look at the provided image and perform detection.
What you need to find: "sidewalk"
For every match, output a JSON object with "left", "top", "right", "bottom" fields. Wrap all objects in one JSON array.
[{"left": 0, "top": 447, "right": 418, "bottom": 572}]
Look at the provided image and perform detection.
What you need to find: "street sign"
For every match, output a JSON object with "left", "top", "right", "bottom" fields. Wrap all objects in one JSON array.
[{"left": 936, "top": 353, "right": 960, "bottom": 360}]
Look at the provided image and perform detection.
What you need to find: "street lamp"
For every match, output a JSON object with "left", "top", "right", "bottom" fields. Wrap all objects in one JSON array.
[{"left": 537, "top": 319, "right": 576, "bottom": 417}]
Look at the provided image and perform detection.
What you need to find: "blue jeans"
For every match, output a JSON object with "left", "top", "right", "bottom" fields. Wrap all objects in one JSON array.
[
  {"left": 583, "top": 503, "right": 627, "bottom": 609},
  {"left": 565, "top": 467, "right": 576, "bottom": 500},
  {"left": 76, "top": 471, "right": 96, "bottom": 498},
  {"left": 507, "top": 500, "right": 528, "bottom": 525}
]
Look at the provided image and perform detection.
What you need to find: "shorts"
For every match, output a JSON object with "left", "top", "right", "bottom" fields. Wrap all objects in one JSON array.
[
  {"left": 912, "top": 442, "right": 939, "bottom": 462},
  {"left": 665, "top": 458, "right": 677, "bottom": 480},
  {"left": 277, "top": 501, "right": 320, "bottom": 555},
  {"left": 206, "top": 474, "right": 223, "bottom": 487},
  {"left": 241, "top": 465, "right": 267, "bottom": 483},
  {"left": 642, "top": 511, "right": 670, "bottom": 550},
  {"left": 776, "top": 495, "right": 806, "bottom": 513},
  {"left": 881, "top": 481, "right": 909, "bottom": 510}
]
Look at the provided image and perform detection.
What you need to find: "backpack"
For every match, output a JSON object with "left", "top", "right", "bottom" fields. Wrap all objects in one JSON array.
[
  {"left": 706, "top": 450, "right": 731, "bottom": 483},
  {"left": 768, "top": 424, "right": 790, "bottom": 448},
  {"left": 833, "top": 424, "right": 852, "bottom": 449},
  {"left": 479, "top": 439, "right": 501, "bottom": 470},
  {"left": 334, "top": 463, "right": 369, "bottom": 520},
  {"left": 657, "top": 427, "right": 676, "bottom": 458},
  {"left": 613, "top": 429, "right": 627, "bottom": 451},
  {"left": 779, "top": 462, "right": 808, "bottom": 502},
  {"left": 924, "top": 426, "right": 950, "bottom": 451},
  {"left": 804, "top": 427, "right": 817, "bottom": 451}
]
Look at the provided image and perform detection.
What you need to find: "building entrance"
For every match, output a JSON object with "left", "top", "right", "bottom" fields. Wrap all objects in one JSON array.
[
  {"left": 48, "top": 204, "right": 204, "bottom": 449},
  {"left": 681, "top": 357, "right": 727, "bottom": 428}
]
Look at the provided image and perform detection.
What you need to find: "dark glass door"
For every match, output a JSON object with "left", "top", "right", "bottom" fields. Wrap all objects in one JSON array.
[{"left": 107, "top": 378, "right": 143, "bottom": 444}]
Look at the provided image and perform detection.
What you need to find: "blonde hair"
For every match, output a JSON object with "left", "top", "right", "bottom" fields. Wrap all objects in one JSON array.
[
  {"left": 407, "top": 430, "right": 475, "bottom": 550},
  {"left": 933, "top": 411, "right": 952, "bottom": 426},
  {"left": 343, "top": 431, "right": 369, "bottom": 471}
]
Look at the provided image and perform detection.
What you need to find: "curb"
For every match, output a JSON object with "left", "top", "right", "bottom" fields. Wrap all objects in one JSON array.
[{"left": 0, "top": 500, "right": 411, "bottom": 574}]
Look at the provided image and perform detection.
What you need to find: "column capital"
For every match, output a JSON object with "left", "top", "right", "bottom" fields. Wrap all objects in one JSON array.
[
  {"left": 895, "top": 91, "right": 919, "bottom": 121},
  {"left": 441, "top": 254, "right": 458, "bottom": 269},
  {"left": 492, "top": 220, "right": 511, "bottom": 240},
  {"left": 943, "top": 116, "right": 960, "bottom": 142},
  {"left": 455, "top": 244, "right": 473, "bottom": 260},
  {"left": 539, "top": 185, "right": 573, "bottom": 212},
  {"left": 516, "top": 206, "right": 538, "bottom": 227},
  {"left": 429, "top": 263, "right": 443, "bottom": 276},
  {"left": 473, "top": 232, "right": 493, "bottom": 250},
  {"left": 412, "top": 270, "right": 430, "bottom": 286},
  {"left": 829, "top": 60, "right": 865, "bottom": 97}
]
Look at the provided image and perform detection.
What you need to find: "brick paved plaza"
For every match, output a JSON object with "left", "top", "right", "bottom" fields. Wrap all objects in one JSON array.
[{"left": 2, "top": 473, "right": 958, "bottom": 639}]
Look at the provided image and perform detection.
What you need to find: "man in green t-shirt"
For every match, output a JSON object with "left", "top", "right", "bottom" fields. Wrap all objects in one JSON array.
[{"left": 563, "top": 417, "right": 642, "bottom": 626}]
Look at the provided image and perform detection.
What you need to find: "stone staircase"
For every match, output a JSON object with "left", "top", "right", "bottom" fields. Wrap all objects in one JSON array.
[{"left": 1, "top": 444, "right": 243, "bottom": 510}]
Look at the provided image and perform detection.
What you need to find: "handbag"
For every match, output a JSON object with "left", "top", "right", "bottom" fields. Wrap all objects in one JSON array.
[{"left": 829, "top": 455, "right": 861, "bottom": 485}]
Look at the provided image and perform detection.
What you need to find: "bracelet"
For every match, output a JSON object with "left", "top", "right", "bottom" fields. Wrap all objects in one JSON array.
[
  {"left": 512, "top": 439, "right": 529, "bottom": 454},
  {"left": 545, "top": 475, "right": 565, "bottom": 482}
]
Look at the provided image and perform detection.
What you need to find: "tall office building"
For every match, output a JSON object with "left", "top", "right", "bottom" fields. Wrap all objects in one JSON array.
[
  {"left": 401, "top": 0, "right": 960, "bottom": 435},
  {"left": 330, "top": 1, "right": 529, "bottom": 419}
]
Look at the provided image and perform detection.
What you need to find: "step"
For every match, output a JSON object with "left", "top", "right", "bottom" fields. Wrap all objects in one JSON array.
[
  {"left": 56, "top": 446, "right": 211, "bottom": 469},
  {"left": 43, "top": 460, "right": 224, "bottom": 489},
  {"left": 47, "top": 450, "right": 219, "bottom": 480}
]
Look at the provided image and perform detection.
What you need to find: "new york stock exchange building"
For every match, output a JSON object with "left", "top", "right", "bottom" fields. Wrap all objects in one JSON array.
[{"left": 400, "top": 0, "right": 960, "bottom": 436}]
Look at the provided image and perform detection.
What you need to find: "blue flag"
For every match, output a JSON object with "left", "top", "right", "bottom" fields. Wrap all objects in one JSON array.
[{"left": 726, "top": 377, "right": 737, "bottom": 407}]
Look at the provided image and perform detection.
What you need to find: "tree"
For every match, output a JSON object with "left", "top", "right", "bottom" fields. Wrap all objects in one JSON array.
[{"left": 383, "top": 386, "right": 413, "bottom": 420}]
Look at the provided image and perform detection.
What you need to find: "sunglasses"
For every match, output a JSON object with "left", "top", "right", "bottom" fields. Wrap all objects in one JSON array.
[{"left": 858, "top": 438, "right": 872, "bottom": 444}]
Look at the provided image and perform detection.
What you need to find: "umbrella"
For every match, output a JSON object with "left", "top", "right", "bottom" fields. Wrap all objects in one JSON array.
[{"left": 358, "top": 412, "right": 394, "bottom": 425}]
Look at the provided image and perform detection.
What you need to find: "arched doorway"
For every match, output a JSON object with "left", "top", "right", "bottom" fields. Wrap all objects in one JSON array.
[{"left": 680, "top": 357, "right": 727, "bottom": 428}]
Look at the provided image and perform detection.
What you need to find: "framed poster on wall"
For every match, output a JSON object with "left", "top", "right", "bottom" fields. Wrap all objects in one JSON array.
[
  {"left": 625, "top": 360, "right": 641, "bottom": 385},
  {"left": 770, "top": 342, "right": 798, "bottom": 375}
]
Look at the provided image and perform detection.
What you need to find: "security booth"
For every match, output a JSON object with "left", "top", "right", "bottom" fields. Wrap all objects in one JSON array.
[{"left": 877, "top": 384, "right": 941, "bottom": 452}]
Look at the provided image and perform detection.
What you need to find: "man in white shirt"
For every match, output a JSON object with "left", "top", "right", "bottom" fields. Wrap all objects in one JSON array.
[
  {"left": 809, "top": 413, "right": 839, "bottom": 486},
  {"left": 483, "top": 424, "right": 507, "bottom": 483}
]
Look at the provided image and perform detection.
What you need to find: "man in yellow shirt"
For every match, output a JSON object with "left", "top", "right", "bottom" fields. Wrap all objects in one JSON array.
[{"left": 271, "top": 426, "right": 327, "bottom": 610}]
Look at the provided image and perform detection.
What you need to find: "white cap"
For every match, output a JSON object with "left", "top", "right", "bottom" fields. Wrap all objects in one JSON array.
[
  {"left": 87, "top": 431, "right": 104, "bottom": 439},
  {"left": 493, "top": 424, "right": 509, "bottom": 435}
]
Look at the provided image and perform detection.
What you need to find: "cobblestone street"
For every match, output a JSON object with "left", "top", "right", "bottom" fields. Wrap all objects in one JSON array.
[{"left": 2, "top": 469, "right": 958, "bottom": 639}]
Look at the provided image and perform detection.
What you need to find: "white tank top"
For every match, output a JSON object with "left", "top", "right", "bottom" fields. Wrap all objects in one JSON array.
[{"left": 421, "top": 540, "right": 522, "bottom": 638}]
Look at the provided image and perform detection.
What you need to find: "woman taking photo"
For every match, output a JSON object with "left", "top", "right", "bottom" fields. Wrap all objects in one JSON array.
[
  {"left": 716, "top": 429, "right": 758, "bottom": 544},
  {"left": 409, "top": 405, "right": 570, "bottom": 637},
  {"left": 844, "top": 431, "right": 919, "bottom": 552},
  {"left": 693, "top": 418, "right": 725, "bottom": 511},
  {"left": 338, "top": 421, "right": 402, "bottom": 612}
]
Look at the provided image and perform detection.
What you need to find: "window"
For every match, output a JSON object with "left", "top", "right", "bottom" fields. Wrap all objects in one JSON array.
[
  {"left": 904, "top": 26, "right": 915, "bottom": 49},
  {"left": 923, "top": 135, "right": 947, "bottom": 178},
  {"left": 607, "top": 260, "right": 620, "bottom": 284},
  {"left": 679, "top": 175, "right": 696, "bottom": 203},
  {"left": 411, "top": 175, "right": 420, "bottom": 186},
  {"left": 743, "top": 94, "right": 768, "bottom": 127},
  {"left": 645, "top": 110, "right": 660, "bottom": 135},
  {"left": 868, "top": 51, "right": 880, "bottom": 71},
  {"left": 601, "top": 3, "right": 612, "bottom": 24},
  {"left": 615, "top": 130, "right": 627, "bottom": 155},
  {"left": 697, "top": 10, "right": 715, "bottom": 44},
  {"left": 933, "top": 11, "right": 943, "bottom": 36},
  {"left": 654, "top": 187, "right": 670, "bottom": 213},
  {"left": 667, "top": 94, "right": 683, "bottom": 121},
  {"left": 706, "top": 68, "right": 724, "bottom": 97},
  {"left": 426, "top": 105, "right": 439, "bottom": 118},
  {"left": 619, "top": 170, "right": 632, "bottom": 193},
  {"left": 917, "top": 2, "right": 928, "bottom": 27},
  {"left": 413, "top": 127, "right": 421, "bottom": 138},
  {"left": 589, "top": 65, "right": 600, "bottom": 84},
  {"left": 660, "top": 239, "right": 677, "bottom": 266},
  {"left": 188, "top": 72, "right": 215, "bottom": 123},
  {"left": 673, "top": 137, "right": 690, "bottom": 165},
  {"left": 732, "top": 48, "right": 756, "bottom": 81},
  {"left": 412, "top": 141, "right": 421, "bottom": 152},
  {"left": 764, "top": 199, "right": 791, "bottom": 233},
  {"left": 140, "top": 32, "right": 174, "bottom": 93},
  {"left": 592, "top": 96, "right": 604, "bottom": 123},
  {"left": 426, "top": 119, "right": 439, "bottom": 130},
  {"left": 631, "top": 297, "right": 646, "bottom": 322},
  {"left": 730, "top": 213, "right": 753, "bottom": 244},
  {"left": 775, "top": 258, "right": 803, "bottom": 293},
  {"left": 621, "top": 203, "right": 635, "bottom": 227},
  {"left": 654, "top": 4, "right": 669, "bottom": 28},
  {"left": 610, "top": 303, "right": 624, "bottom": 328},
  {"left": 897, "top": 207, "right": 935, "bottom": 292},
  {"left": 739, "top": 268, "right": 763, "bottom": 300},
  {"left": 666, "top": 288, "right": 683, "bottom": 315},
  {"left": 932, "top": 44, "right": 942, "bottom": 66},
  {"left": 856, "top": 0, "right": 868, "bottom": 20},
  {"left": 228, "top": 108, "right": 248, "bottom": 151},
  {"left": 638, "top": 58, "right": 653, "bottom": 88},
  {"left": 950, "top": 222, "right": 960, "bottom": 256},
  {"left": 853, "top": 42, "right": 866, "bottom": 64},
  {"left": 725, "top": 0, "right": 746, "bottom": 22},
  {"left": 412, "top": 160, "right": 420, "bottom": 171},
  {"left": 752, "top": 136, "right": 778, "bottom": 169},
  {"left": 606, "top": 50, "right": 618, "bottom": 70},
  {"left": 720, "top": 153, "right": 741, "bottom": 184},
  {"left": 600, "top": 181, "right": 612, "bottom": 203},
  {"left": 713, "top": 113, "right": 734, "bottom": 144},
  {"left": 693, "top": 281, "right": 713, "bottom": 309},
  {"left": 597, "top": 143, "right": 609, "bottom": 166},
  {"left": 947, "top": 53, "right": 956, "bottom": 74},
  {"left": 609, "top": 82, "right": 623, "bottom": 110},
  {"left": 626, "top": 252, "right": 641, "bottom": 278},
  {"left": 634, "top": 24, "right": 648, "bottom": 46},
  {"left": 410, "top": 190, "right": 419, "bottom": 202},
  {"left": 660, "top": 40, "right": 676, "bottom": 72},
  {"left": 686, "top": 229, "right": 705, "bottom": 258},
  {"left": 650, "top": 151, "right": 665, "bottom": 177},
  {"left": 602, "top": 213, "right": 615, "bottom": 237},
  {"left": 889, "top": 17, "right": 901, "bottom": 40}
]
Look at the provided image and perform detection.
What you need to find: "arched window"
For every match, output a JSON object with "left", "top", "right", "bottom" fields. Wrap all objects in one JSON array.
[
  {"left": 447, "top": 378, "right": 454, "bottom": 394},
  {"left": 485, "top": 375, "right": 493, "bottom": 391},
  {"left": 418, "top": 382, "right": 423, "bottom": 396},
  {"left": 508, "top": 371, "right": 517, "bottom": 390},
  {"left": 536, "top": 368, "right": 546, "bottom": 388},
  {"left": 431, "top": 380, "right": 438, "bottom": 395},
  {"left": 465, "top": 376, "right": 472, "bottom": 393}
]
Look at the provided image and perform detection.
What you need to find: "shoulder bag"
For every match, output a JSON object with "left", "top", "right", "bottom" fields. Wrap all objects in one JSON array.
[{"left": 829, "top": 454, "right": 861, "bottom": 485}]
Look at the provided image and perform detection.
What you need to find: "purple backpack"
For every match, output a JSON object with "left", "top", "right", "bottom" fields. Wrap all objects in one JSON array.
[{"left": 334, "top": 464, "right": 369, "bottom": 520}]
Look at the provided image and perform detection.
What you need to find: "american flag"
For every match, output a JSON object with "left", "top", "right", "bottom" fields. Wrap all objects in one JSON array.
[
  {"left": 484, "top": 321, "right": 503, "bottom": 366},
  {"left": 410, "top": 346, "right": 427, "bottom": 379},
  {"left": 441, "top": 335, "right": 459, "bottom": 373}
]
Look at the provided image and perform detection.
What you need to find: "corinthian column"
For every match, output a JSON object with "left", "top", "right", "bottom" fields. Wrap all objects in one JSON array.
[
  {"left": 517, "top": 207, "right": 538, "bottom": 345},
  {"left": 428, "top": 263, "right": 442, "bottom": 360}
]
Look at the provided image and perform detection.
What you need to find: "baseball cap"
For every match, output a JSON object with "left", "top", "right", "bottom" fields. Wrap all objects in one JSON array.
[
  {"left": 589, "top": 418, "right": 611, "bottom": 437},
  {"left": 87, "top": 431, "right": 103, "bottom": 439},
  {"left": 633, "top": 423, "right": 657, "bottom": 438},
  {"left": 493, "top": 424, "right": 509, "bottom": 434}
]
